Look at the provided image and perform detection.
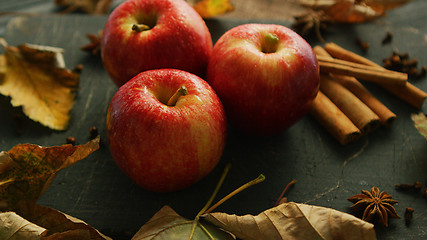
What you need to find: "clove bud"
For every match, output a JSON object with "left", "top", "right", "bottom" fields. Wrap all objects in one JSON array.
[
  {"left": 381, "top": 31, "right": 393, "bottom": 45},
  {"left": 66, "top": 136, "right": 76, "bottom": 146},
  {"left": 395, "top": 181, "right": 422, "bottom": 192},
  {"left": 383, "top": 51, "right": 426, "bottom": 78},
  {"left": 404, "top": 207, "right": 414, "bottom": 226}
]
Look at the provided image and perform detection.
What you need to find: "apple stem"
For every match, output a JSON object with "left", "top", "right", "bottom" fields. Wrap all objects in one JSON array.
[
  {"left": 131, "top": 23, "right": 151, "bottom": 32},
  {"left": 262, "top": 33, "right": 279, "bottom": 53},
  {"left": 167, "top": 86, "right": 188, "bottom": 106}
]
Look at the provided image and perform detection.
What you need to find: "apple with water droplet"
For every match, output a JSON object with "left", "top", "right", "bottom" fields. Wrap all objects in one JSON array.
[
  {"left": 101, "top": 0, "right": 213, "bottom": 86},
  {"left": 207, "top": 23, "right": 320, "bottom": 135},
  {"left": 106, "top": 69, "right": 227, "bottom": 192}
]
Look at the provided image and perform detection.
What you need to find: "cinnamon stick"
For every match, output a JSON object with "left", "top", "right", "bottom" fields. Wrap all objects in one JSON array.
[
  {"left": 319, "top": 73, "right": 381, "bottom": 134},
  {"left": 333, "top": 75, "right": 397, "bottom": 126},
  {"left": 324, "top": 42, "right": 379, "bottom": 67},
  {"left": 310, "top": 91, "right": 361, "bottom": 145},
  {"left": 317, "top": 55, "right": 408, "bottom": 86},
  {"left": 324, "top": 42, "right": 427, "bottom": 109},
  {"left": 379, "top": 83, "right": 427, "bottom": 109},
  {"left": 314, "top": 46, "right": 396, "bottom": 126}
]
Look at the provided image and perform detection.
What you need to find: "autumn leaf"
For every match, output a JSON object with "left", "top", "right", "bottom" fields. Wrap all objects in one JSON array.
[
  {"left": 411, "top": 112, "right": 427, "bottom": 139},
  {"left": 0, "top": 205, "right": 112, "bottom": 240},
  {"left": 192, "top": 0, "right": 234, "bottom": 18},
  {"left": 0, "top": 212, "right": 47, "bottom": 239},
  {"left": 132, "top": 205, "right": 235, "bottom": 240},
  {"left": 0, "top": 55, "right": 5, "bottom": 82},
  {"left": 203, "top": 202, "right": 377, "bottom": 240},
  {"left": 298, "top": 0, "right": 412, "bottom": 23},
  {"left": 26, "top": 204, "right": 111, "bottom": 240},
  {"left": 55, "top": 0, "right": 113, "bottom": 14},
  {"left": 0, "top": 137, "right": 100, "bottom": 214},
  {"left": 0, "top": 40, "right": 79, "bottom": 131}
]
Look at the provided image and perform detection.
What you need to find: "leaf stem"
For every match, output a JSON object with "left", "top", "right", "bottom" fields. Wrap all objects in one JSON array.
[
  {"left": 198, "top": 222, "right": 216, "bottom": 240},
  {"left": 274, "top": 179, "right": 297, "bottom": 206},
  {"left": 189, "top": 163, "right": 231, "bottom": 240},
  {"left": 204, "top": 174, "right": 266, "bottom": 214}
]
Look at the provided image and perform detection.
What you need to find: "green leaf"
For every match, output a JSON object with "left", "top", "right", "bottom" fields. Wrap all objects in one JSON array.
[
  {"left": 411, "top": 112, "right": 427, "bottom": 139},
  {"left": 132, "top": 205, "right": 235, "bottom": 240}
]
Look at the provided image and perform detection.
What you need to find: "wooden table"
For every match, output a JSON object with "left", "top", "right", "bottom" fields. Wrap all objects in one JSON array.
[{"left": 0, "top": 0, "right": 426, "bottom": 239}]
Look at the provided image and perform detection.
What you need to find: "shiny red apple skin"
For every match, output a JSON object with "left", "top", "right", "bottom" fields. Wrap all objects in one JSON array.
[
  {"left": 101, "top": 0, "right": 213, "bottom": 87},
  {"left": 106, "top": 69, "right": 227, "bottom": 192},
  {"left": 207, "top": 23, "right": 319, "bottom": 135}
]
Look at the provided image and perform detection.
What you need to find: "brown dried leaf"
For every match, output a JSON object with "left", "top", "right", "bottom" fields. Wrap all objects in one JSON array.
[
  {"left": 0, "top": 40, "right": 79, "bottom": 131},
  {"left": 0, "top": 55, "right": 5, "bottom": 83},
  {"left": 26, "top": 204, "right": 111, "bottom": 240},
  {"left": 0, "top": 137, "right": 100, "bottom": 214},
  {"left": 0, "top": 212, "right": 47, "bottom": 239},
  {"left": 0, "top": 205, "right": 112, "bottom": 240},
  {"left": 55, "top": 0, "right": 113, "bottom": 14},
  {"left": 203, "top": 202, "right": 377, "bottom": 240},
  {"left": 192, "top": 0, "right": 234, "bottom": 18},
  {"left": 299, "top": 0, "right": 412, "bottom": 23},
  {"left": 411, "top": 112, "right": 427, "bottom": 139}
]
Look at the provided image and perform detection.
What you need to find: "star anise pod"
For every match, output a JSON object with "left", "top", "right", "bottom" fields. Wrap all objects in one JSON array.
[
  {"left": 292, "top": 9, "right": 333, "bottom": 42},
  {"left": 80, "top": 30, "right": 103, "bottom": 55},
  {"left": 348, "top": 186, "right": 400, "bottom": 227}
]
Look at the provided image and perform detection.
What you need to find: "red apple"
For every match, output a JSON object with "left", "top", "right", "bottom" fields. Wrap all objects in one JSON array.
[
  {"left": 101, "top": 0, "right": 213, "bottom": 87},
  {"left": 106, "top": 69, "right": 227, "bottom": 192},
  {"left": 207, "top": 24, "right": 319, "bottom": 135}
]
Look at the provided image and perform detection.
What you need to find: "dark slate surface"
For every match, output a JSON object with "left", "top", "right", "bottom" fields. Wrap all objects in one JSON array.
[{"left": 0, "top": 1, "right": 426, "bottom": 239}]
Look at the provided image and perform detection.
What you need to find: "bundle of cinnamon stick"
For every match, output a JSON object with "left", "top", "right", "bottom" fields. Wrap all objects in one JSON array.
[{"left": 310, "top": 43, "right": 427, "bottom": 145}]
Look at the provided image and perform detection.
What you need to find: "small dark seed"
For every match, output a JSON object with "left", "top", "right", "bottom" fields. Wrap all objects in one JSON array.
[
  {"left": 355, "top": 37, "right": 369, "bottom": 52},
  {"left": 382, "top": 31, "right": 393, "bottom": 45},
  {"left": 414, "top": 181, "right": 422, "bottom": 191},
  {"left": 89, "top": 126, "right": 98, "bottom": 139},
  {"left": 391, "top": 55, "right": 401, "bottom": 64},
  {"left": 409, "top": 67, "right": 419, "bottom": 77},
  {"left": 73, "top": 64, "right": 84, "bottom": 73},
  {"left": 66, "top": 137, "right": 76, "bottom": 146},
  {"left": 404, "top": 58, "right": 418, "bottom": 68},
  {"left": 404, "top": 207, "right": 414, "bottom": 226}
]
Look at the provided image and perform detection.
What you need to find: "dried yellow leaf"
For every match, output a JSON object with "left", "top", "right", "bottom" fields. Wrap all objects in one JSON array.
[
  {"left": 0, "top": 41, "right": 79, "bottom": 130},
  {"left": 411, "top": 112, "right": 427, "bottom": 139},
  {"left": 0, "top": 55, "right": 6, "bottom": 82},
  {"left": 193, "top": 0, "right": 234, "bottom": 18}
]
